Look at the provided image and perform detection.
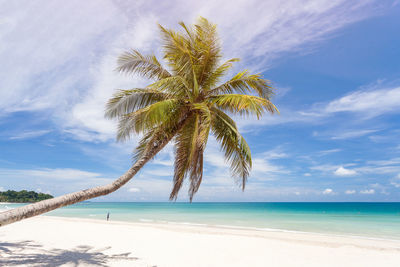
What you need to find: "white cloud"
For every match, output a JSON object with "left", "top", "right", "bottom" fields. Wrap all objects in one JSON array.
[
  {"left": 0, "top": 0, "right": 384, "bottom": 142},
  {"left": 317, "top": 149, "right": 341, "bottom": 156},
  {"left": 311, "top": 164, "right": 340, "bottom": 172},
  {"left": 304, "top": 173, "right": 311, "bottom": 177},
  {"left": 259, "top": 148, "right": 289, "bottom": 159},
  {"left": 390, "top": 174, "right": 400, "bottom": 188},
  {"left": 0, "top": 186, "right": 4, "bottom": 192},
  {"left": 0, "top": 0, "right": 122, "bottom": 113},
  {"left": 237, "top": 107, "right": 318, "bottom": 129},
  {"left": 0, "top": 168, "right": 105, "bottom": 181},
  {"left": 127, "top": 187, "right": 141, "bottom": 193},
  {"left": 298, "top": 84, "right": 400, "bottom": 129},
  {"left": 323, "top": 188, "right": 333, "bottom": 195},
  {"left": 252, "top": 158, "right": 288, "bottom": 175},
  {"left": 330, "top": 129, "right": 379, "bottom": 140},
  {"left": 360, "top": 189, "right": 375, "bottom": 194},
  {"left": 334, "top": 166, "right": 357, "bottom": 176},
  {"left": 144, "top": 168, "right": 174, "bottom": 177},
  {"left": 355, "top": 165, "right": 400, "bottom": 175},
  {"left": 367, "top": 158, "right": 400, "bottom": 166},
  {"left": 311, "top": 159, "right": 400, "bottom": 178},
  {"left": 345, "top": 190, "right": 356, "bottom": 194},
  {"left": 8, "top": 130, "right": 51, "bottom": 140},
  {"left": 239, "top": 84, "right": 400, "bottom": 132},
  {"left": 324, "top": 86, "right": 400, "bottom": 118},
  {"left": 36, "top": 188, "right": 51, "bottom": 195}
]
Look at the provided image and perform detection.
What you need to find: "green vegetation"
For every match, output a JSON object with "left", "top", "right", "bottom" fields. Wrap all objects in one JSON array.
[
  {"left": 106, "top": 17, "right": 277, "bottom": 201},
  {"left": 0, "top": 190, "right": 53, "bottom": 203}
]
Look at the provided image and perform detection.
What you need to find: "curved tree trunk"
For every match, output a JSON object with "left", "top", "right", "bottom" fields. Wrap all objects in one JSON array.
[{"left": 0, "top": 119, "right": 186, "bottom": 227}]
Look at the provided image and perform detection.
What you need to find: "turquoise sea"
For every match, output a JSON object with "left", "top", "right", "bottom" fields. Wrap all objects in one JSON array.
[{"left": 2, "top": 202, "right": 400, "bottom": 240}]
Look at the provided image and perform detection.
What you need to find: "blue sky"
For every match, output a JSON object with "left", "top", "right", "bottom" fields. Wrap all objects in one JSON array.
[{"left": 1, "top": 0, "right": 400, "bottom": 201}]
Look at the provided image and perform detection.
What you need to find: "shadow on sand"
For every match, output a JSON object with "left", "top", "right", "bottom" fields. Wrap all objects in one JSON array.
[{"left": 0, "top": 240, "right": 139, "bottom": 266}]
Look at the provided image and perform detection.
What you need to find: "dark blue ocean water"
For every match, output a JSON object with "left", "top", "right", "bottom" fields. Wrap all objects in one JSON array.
[{"left": 2, "top": 202, "right": 400, "bottom": 240}]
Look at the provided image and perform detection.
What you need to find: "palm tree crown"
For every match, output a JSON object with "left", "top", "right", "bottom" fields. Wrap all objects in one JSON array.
[{"left": 105, "top": 17, "right": 278, "bottom": 201}]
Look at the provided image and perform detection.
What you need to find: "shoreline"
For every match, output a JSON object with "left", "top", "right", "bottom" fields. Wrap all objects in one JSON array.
[
  {"left": 44, "top": 215, "right": 400, "bottom": 243},
  {"left": 2, "top": 202, "right": 400, "bottom": 242},
  {"left": 1, "top": 216, "right": 400, "bottom": 266}
]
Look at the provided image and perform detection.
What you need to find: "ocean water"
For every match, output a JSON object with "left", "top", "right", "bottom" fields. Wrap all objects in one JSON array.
[{"left": 1, "top": 202, "right": 400, "bottom": 240}]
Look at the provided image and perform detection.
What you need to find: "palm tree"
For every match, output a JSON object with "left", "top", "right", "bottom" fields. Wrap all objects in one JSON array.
[{"left": 0, "top": 17, "right": 277, "bottom": 227}]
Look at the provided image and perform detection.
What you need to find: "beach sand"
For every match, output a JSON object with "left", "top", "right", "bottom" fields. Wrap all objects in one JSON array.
[{"left": 1, "top": 216, "right": 400, "bottom": 267}]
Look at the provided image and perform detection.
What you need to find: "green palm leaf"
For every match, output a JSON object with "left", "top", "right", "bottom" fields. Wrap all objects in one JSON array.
[
  {"left": 209, "top": 70, "right": 274, "bottom": 99},
  {"left": 170, "top": 114, "right": 199, "bottom": 200},
  {"left": 210, "top": 107, "right": 252, "bottom": 189},
  {"left": 117, "top": 50, "right": 171, "bottom": 80},
  {"left": 116, "top": 99, "right": 182, "bottom": 141},
  {"left": 210, "top": 94, "right": 278, "bottom": 118},
  {"left": 105, "top": 89, "right": 172, "bottom": 119},
  {"left": 202, "top": 58, "right": 240, "bottom": 90}
]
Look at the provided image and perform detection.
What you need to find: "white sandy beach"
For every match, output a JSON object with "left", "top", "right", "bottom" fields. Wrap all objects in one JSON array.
[{"left": 1, "top": 216, "right": 400, "bottom": 267}]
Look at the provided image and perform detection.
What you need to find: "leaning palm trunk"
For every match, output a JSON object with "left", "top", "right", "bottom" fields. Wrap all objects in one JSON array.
[{"left": 0, "top": 119, "right": 185, "bottom": 227}]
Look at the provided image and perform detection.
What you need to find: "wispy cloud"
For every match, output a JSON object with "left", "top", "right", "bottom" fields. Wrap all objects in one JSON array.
[
  {"left": 360, "top": 189, "right": 375, "bottom": 194},
  {"left": 238, "top": 82, "right": 400, "bottom": 134},
  {"left": 127, "top": 187, "right": 140, "bottom": 193},
  {"left": 311, "top": 157, "right": 400, "bottom": 178},
  {"left": 295, "top": 84, "right": 400, "bottom": 134},
  {"left": 324, "top": 86, "right": 400, "bottom": 118},
  {"left": 317, "top": 149, "right": 342, "bottom": 156},
  {"left": 8, "top": 130, "right": 51, "bottom": 140},
  {"left": 390, "top": 174, "right": 400, "bottom": 188},
  {"left": 330, "top": 129, "right": 379, "bottom": 140},
  {"left": 355, "top": 161, "right": 400, "bottom": 175},
  {"left": 0, "top": 168, "right": 106, "bottom": 181},
  {"left": 366, "top": 158, "right": 400, "bottom": 166},
  {"left": 0, "top": 0, "right": 386, "bottom": 142}
]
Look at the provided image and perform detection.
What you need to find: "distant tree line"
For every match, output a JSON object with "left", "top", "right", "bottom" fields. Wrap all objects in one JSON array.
[{"left": 0, "top": 190, "right": 53, "bottom": 203}]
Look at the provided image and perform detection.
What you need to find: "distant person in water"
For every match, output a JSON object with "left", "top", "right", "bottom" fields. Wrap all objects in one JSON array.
[{"left": 106, "top": 212, "right": 110, "bottom": 221}]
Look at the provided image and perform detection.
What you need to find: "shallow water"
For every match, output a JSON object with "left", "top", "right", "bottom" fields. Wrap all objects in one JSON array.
[{"left": 2, "top": 202, "right": 400, "bottom": 240}]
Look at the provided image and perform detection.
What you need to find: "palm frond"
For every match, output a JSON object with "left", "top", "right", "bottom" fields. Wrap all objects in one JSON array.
[
  {"left": 202, "top": 58, "right": 239, "bottom": 91},
  {"left": 209, "top": 94, "right": 278, "bottom": 118},
  {"left": 116, "top": 99, "right": 182, "bottom": 142},
  {"left": 132, "top": 108, "right": 189, "bottom": 163},
  {"left": 193, "top": 17, "right": 221, "bottom": 89},
  {"left": 211, "top": 107, "right": 251, "bottom": 189},
  {"left": 158, "top": 24, "right": 194, "bottom": 83},
  {"left": 208, "top": 71, "right": 274, "bottom": 99},
  {"left": 105, "top": 89, "right": 172, "bottom": 119},
  {"left": 117, "top": 50, "right": 171, "bottom": 80},
  {"left": 170, "top": 114, "right": 199, "bottom": 200},
  {"left": 178, "top": 21, "right": 195, "bottom": 41},
  {"left": 148, "top": 76, "right": 191, "bottom": 98},
  {"left": 187, "top": 103, "right": 211, "bottom": 200}
]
